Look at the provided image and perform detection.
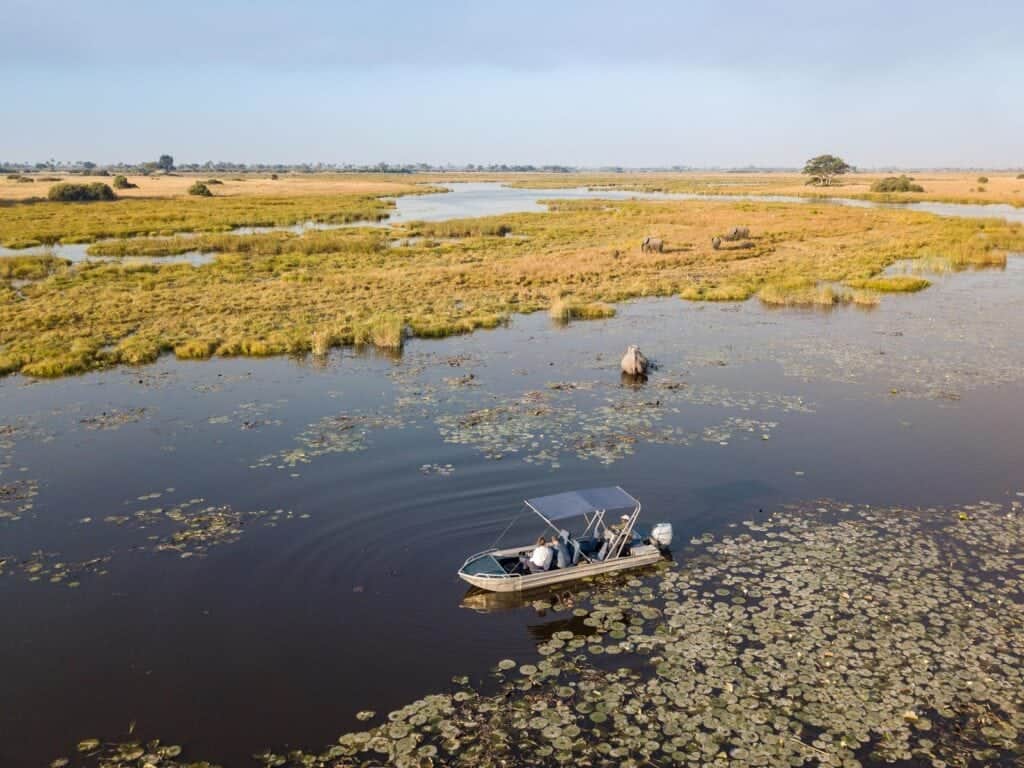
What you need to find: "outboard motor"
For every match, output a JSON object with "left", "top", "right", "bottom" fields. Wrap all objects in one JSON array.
[{"left": 651, "top": 522, "right": 673, "bottom": 549}]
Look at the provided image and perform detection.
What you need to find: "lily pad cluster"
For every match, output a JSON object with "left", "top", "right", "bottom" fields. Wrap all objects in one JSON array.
[
  {"left": 61, "top": 496, "right": 1023, "bottom": 767},
  {"left": 0, "top": 478, "right": 38, "bottom": 521},
  {"left": 0, "top": 549, "right": 110, "bottom": 587},
  {"left": 251, "top": 411, "right": 404, "bottom": 469},
  {"left": 79, "top": 407, "right": 149, "bottom": 431},
  {"left": 701, "top": 417, "right": 779, "bottom": 445},
  {"left": 106, "top": 496, "right": 306, "bottom": 557}
]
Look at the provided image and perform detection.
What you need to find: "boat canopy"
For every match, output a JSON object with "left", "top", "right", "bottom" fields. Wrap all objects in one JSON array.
[{"left": 525, "top": 486, "right": 639, "bottom": 522}]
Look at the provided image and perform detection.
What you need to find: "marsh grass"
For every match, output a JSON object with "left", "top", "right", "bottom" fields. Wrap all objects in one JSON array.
[
  {"left": 0, "top": 194, "right": 394, "bottom": 247},
  {"left": 679, "top": 282, "right": 755, "bottom": 301},
  {"left": 548, "top": 297, "right": 617, "bottom": 323},
  {"left": 405, "top": 219, "right": 513, "bottom": 238},
  {"left": 758, "top": 278, "right": 851, "bottom": 307},
  {"left": 851, "top": 290, "right": 881, "bottom": 307},
  {"left": 0, "top": 253, "right": 67, "bottom": 280},
  {"left": 3, "top": 193, "right": 1024, "bottom": 376},
  {"left": 353, "top": 314, "right": 404, "bottom": 349},
  {"left": 847, "top": 275, "right": 931, "bottom": 292}
]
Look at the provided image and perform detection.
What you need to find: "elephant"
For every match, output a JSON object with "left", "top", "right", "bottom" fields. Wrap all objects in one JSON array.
[
  {"left": 641, "top": 236, "right": 664, "bottom": 253},
  {"left": 723, "top": 226, "right": 750, "bottom": 242},
  {"left": 620, "top": 344, "right": 649, "bottom": 376}
]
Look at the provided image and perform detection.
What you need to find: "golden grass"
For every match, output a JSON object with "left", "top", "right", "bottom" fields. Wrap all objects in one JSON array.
[
  {"left": 679, "top": 283, "right": 755, "bottom": 302},
  {"left": 758, "top": 278, "right": 848, "bottom": 307},
  {"left": 851, "top": 290, "right": 881, "bottom": 307},
  {"left": 503, "top": 170, "right": 1024, "bottom": 208},
  {"left": 2, "top": 191, "right": 1023, "bottom": 377},
  {"left": 0, "top": 194, "right": 395, "bottom": 248},
  {"left": 0, "top": 172, "right": 437, "bottom": 202},
  {"left": 353, "top": 314, "right": 404, "bottom": 349},
  {"left": 548, "top": 297, "right": 617, "bottom": 322},
  {"left": 0, "top": 253, "right": 68, "bottom": 280},
  {"left": 847, "top": 276, "right": 931, "bottom": 293}
]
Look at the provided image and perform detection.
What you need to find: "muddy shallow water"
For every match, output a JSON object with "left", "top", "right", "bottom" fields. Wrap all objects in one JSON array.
[{"left": 2, "top": 257, "right": 1023, "bottom": 766}]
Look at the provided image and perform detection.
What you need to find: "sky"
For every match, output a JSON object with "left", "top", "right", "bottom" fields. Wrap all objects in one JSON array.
[{"left": 3, "top": 0, "right": 1023, "bottom": 168}]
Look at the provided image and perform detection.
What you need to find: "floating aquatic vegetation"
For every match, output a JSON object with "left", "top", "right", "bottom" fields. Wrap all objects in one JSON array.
[
  {"left": 701, "top": 416, "right": 779, "bottom": 444},
  {"left": 52, "top": 739, "right": 193, "bottom": 768},
  {"left": 54, "top": 496, "right": 1024, "bottom": 766},
  {"left": 251, "top": 411, "right": 404, "bottom": 469},
  {"left": 79, "top": 407, "right": 148, "bottom": 431},
  {"left": 434, "top": 378, "right": 802, "bottom": 467},
  {"left": 208, "top": 399, "right": 286, "bottom": 430},
  {"left": 0, "top": 478, "right": 38, "bottom": 521},
  {"left": 0, "top": 549, "right": 110, "bottom": 587},
  {"left": 109, "top": 496, "right": 305, "bottom": 557},
  {"left": 419, "top": 463, "right": 455, "bottom": 476},
  {"left": 255, "top": 498, "right": 1024, "bottom": 767}
]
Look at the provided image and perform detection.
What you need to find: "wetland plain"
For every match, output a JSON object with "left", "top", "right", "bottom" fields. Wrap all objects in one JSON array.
[{"left": 1, "top": 173, "right": 1022, "bottom": 768}]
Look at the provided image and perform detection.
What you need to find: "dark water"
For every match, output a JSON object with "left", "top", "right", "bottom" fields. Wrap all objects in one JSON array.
[{"left": 2, "top": 256, "right": 1024, "bottom": 766}]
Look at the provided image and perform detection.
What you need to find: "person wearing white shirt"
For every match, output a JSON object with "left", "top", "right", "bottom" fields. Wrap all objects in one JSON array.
[{"left": 528, "top": 536, "right": 553, "bottom": 572}]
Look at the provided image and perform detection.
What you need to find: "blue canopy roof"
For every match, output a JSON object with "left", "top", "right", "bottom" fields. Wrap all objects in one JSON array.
[{"left": 525, "top": 486, "right": 639, "bottom": 521}]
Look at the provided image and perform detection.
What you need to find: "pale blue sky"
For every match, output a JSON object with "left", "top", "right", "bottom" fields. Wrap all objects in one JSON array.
[{"left": 3, "top": 1, "right": 1022, "bottom": 167}]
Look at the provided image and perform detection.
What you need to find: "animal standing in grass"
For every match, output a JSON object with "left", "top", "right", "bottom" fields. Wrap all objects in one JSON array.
[
  {"left": 641, "top": 236, "right": 664, "bottom": 253},
  {"left": 620, "top": 345, "right": 649, "bottom": 376}
]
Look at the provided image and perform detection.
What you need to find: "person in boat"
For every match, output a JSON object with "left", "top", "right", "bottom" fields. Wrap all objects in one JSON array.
[
  {"left": 551, "top": 533, "right": 571, "bottom": 570},
  {"left": 598, "top": 514, "right": 631, "bottom": 560},
  {"left": 560, "top": 528, "right": 582, "bottom": 566},
  {"left": 526, "top": 535, "right": 554, "bottom": 573}
]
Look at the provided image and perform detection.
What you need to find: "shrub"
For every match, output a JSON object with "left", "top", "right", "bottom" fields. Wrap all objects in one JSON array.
[
  {"left": 270, "top": 173, "right": 279, "bottom": 180},
  {"left": 204, "top": 178, "right": 224, "bottom": 185},
  {"left": 188, "top": 182, "right": 213, "bottom": 197},
  {"left": 1017, "top": 173, "right": 1024, "bottom": 179},
  {"left": 112, "top": 175, "right": 137, "bottom": 189},
  {"left": 870, "top": 175, "right": 924, "bottom": 193},
  {"left": 977, "top": 176, "right": 989, "bottom": 184},
  {"left": 47, "top": 182, "right": 117, "bottom": 202}
]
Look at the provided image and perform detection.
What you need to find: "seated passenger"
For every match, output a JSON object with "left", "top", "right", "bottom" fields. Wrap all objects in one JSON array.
[
  {"left": 527, "top": 536, "right": 553, "bottom": 573},
  {"left": 551, "top": 534, "right": 571, "bottom": 569},
  {"left": 559, "top": 528, "right": 582, "bottom": 566}
]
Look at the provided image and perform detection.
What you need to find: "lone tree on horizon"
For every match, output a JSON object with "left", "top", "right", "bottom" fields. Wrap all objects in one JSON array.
[
  {"left": 157, "top": 154, "right": 175, "bottom": 172},
  {"left": 802, "top": 154, "right": 851, "bottom": 186}
]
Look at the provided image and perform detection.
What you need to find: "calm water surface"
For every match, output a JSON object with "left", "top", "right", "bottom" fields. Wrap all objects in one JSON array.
[{"left": 2, "top": 253, "right": 1023, "bottom": 765}]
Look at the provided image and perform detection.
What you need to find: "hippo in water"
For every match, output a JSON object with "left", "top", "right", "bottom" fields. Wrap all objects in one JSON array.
[{"left": 620, "top": 345, "right": 649, "bottom": 376}]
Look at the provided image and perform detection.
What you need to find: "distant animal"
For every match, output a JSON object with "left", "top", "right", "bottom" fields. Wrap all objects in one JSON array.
[
  {"left": 723, "top": 226, "right": 750, "bottom": 242},
  {"left": 641, "top": 236, "right": 664, "bottom": 253},
  {"left": 620, "top": 345, "right": 649, "bottom": 376},
  {"left": 711, "top": 236, "right": 722, "bottom": 250}
]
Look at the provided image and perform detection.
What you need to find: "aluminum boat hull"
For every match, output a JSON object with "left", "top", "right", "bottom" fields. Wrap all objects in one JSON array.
[{"left": 458, "top": 543, "right": 663, "bottom": 593}]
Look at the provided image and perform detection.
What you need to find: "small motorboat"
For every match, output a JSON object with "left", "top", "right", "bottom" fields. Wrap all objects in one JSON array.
[{"left": 457, "top": 486, "right": 673, "bottom": 593}]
